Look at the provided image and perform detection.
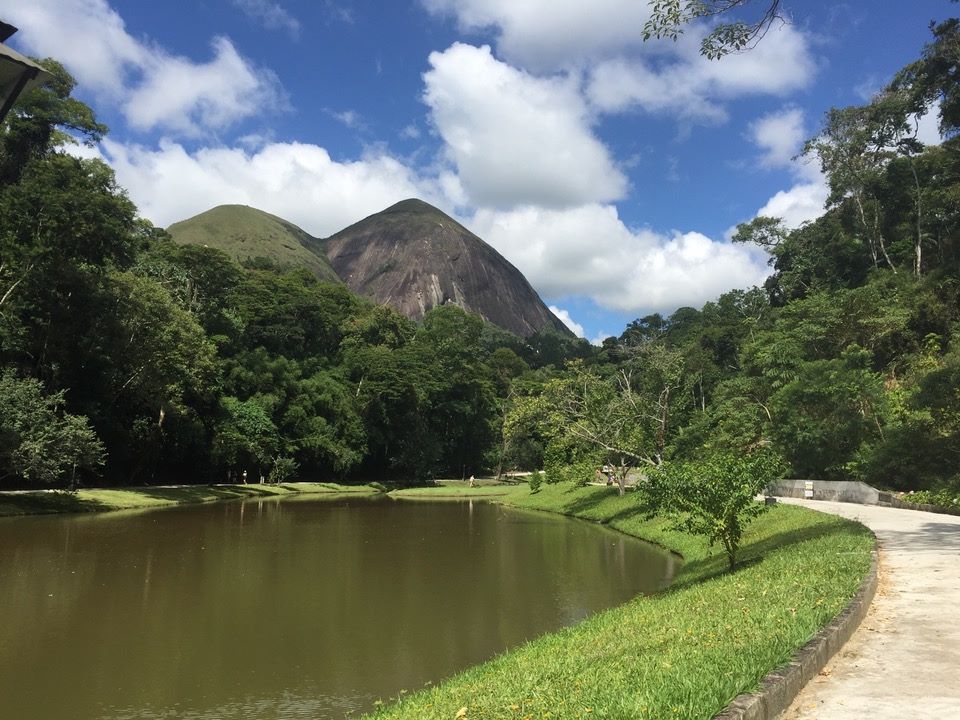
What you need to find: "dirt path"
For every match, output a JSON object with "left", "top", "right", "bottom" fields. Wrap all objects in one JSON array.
[{"left": 776, "top": 498, "right": 960, "bottom": 719}]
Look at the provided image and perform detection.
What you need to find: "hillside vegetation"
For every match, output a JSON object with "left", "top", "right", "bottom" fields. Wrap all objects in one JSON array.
[
  {"left": 167, "top": 204, "right": 340, "bottom": 284},
  {"left": 2, "top": 21, "right": 960, "bottom": 501}
]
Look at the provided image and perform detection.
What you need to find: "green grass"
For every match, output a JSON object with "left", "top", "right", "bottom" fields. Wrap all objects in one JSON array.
[
  {"left": 0, "top": 482, "right": 379, "bottom": 517},
  {"left": 366, "top": 482, "right": 874, "bottom": 720},
  {"left": 391, "top": 481, "right": 515, "bottom": 499}
]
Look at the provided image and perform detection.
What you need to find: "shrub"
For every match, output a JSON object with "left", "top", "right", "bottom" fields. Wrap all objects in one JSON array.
[
  {"left": 643, "top": 449, "right": 786, "bottom": 570},
  {"left": 528, "top": 471, "right": 543, "bottom": 493}
]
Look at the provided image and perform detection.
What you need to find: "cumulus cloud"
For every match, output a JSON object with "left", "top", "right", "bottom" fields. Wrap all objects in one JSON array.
[
  {"left": 421, "top": 0, "right": 653, "bottom": 71},
  {"left": 753, "top": 181, "right": 829, "bottom": 230},
  {"left": 423, "top": 43, "right": 626, "bottom": 209},
  {"left": 548, "top": 306, "right": 586, "bottom": 338},
  {"left": 2, "top": 0, "right": 283, "bottom": 136},
  {"left": 232, "top": 0, "right": 301, "bottom": 38},
  {"left": 100, "top": 140, "right": 445, "bottom": 236},
  {"left": 739, "top": 106, "right": 827, "bottom": 230},
  {"left": 587, "top": 23, "right": 815, "bottom": 123},
  {"left": 125, "top": 37, "right": 284, "bottom": 135},
  {"left": 471, "top": 204, "right": 770, "bottom": 313},
  {"left": 749, "top": 107, "right": 806, "bottom": 169},
  {"left": 746, "top": 100, "right": 944, "bottom": 233}
]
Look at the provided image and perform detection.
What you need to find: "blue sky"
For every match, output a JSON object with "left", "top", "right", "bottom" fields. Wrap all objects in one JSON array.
[{"left": 1, "top": 0, "right": 953, "bottom": 341}]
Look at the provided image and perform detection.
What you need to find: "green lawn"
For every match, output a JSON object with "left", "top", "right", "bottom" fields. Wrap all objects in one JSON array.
[
  {"left": 0, "top": 482, "right": 379, "bottom": 517},
  {"left": 391, "top": 482, "right": 515, "bottom": 499},
  {"left": 367, "top": 482, "right": 874, "bottom": 720}
]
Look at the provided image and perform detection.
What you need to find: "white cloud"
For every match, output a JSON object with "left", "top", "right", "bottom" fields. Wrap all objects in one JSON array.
[
  {"left": 100, "top": 140, "right": 446, "bottom": 236},
  {"left": 741, "top": 106, "right": 827, "bottom": 231},
  {"left": 329, "top": 109, "right": 364, "bottom": 130},
  {"left": 749, "top": 107, "right": 806, "bottom": 168},
  {"left": 125, "top": 37, "right": 284, "bottom": 136},
  {"left": 471, "top": 204, "right": 770, "bottom": 313},
  {"left": 753, "top": 180, "right": 829, "bottom": 230},
  {"left": 423, "top": 43, "right": 626, "bottom": 209},
  {"left": 1, "top": 0, "right": 142, "bottom": 96},
  {"left": 232, "top": 0, "right": 301, "bottom": 38},
  {"left": 913, "top": 101, "right": 943, "bottom": 146},
  {"left": 587, "top": 23, "right": 816, "bottom": 123},
  {"left": 420, "top": 0, "right": 653, "bottom": 72},
  {"left": 2, "top": 0, "right": 282, "bottom": 136},
  {"left": 548, "top": 306, "right": 585, "bottom": 338}
]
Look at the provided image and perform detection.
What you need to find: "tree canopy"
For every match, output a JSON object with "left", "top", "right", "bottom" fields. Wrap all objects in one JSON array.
[{"left": 4, "top": 22, "right": 960, "bottom": 505}]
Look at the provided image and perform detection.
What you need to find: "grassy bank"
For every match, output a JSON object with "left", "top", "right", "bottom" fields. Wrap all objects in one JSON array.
[
  {"left": 0, "top": 482, "right": 379, "bottom": 517},
  {"left": 390, "top": 482, "right": 515, "bottom": 499},
  {"left": 372, "top": 482, "right": 874, "bottom": 720}
]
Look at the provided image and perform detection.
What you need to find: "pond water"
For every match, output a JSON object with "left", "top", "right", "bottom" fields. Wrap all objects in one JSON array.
[{"left": 0, "top": 495, "right": 675, "bottom": 719}]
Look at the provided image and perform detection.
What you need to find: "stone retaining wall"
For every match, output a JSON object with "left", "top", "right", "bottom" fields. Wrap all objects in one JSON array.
[
  {"left": 769, "top": 479, "right": 880, "bottom": 505},
  {"left": 769, "top": 480, "right": 960, "bottom": 516}
]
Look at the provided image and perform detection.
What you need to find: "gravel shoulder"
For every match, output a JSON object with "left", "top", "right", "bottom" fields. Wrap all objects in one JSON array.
[{"left": 776, "top": 498, "right": 960, "bottom": 720}]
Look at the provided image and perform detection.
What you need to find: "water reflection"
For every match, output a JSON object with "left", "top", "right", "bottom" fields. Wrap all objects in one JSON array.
[{"left": 0, "top": 496, "right": 673, "bottom": 719}]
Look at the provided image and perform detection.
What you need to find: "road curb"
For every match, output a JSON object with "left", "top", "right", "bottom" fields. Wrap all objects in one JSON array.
[{"left": 713, "top": 544, "right": 879, "bottom": 720}]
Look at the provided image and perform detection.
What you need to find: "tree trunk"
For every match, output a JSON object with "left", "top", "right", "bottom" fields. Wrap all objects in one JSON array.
[
  {"left": 872, "top": 202, "right": 897, "bottom": 273},
  {"left": 909, "top": 157, "right": 923, "bottom": 277},
  {"left": 853, "top": 193, "right": 879, "bottom": 268}
]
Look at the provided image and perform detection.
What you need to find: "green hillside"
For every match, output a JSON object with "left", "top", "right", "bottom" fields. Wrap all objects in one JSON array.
[{"left": 167, "top": 205, "right": 340, "bottom": 283}]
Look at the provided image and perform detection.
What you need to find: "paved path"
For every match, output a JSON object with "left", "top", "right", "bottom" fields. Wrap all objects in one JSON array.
[{"left": 776, "top": 498, "right": 960, "bottom": 720}]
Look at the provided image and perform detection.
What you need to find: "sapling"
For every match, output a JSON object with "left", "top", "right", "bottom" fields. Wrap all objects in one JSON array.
[{"left": 642, "top": 450, "right": 785, "bottom": 570}]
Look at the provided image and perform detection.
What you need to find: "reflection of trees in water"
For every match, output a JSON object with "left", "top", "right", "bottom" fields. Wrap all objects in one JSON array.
[{"left": 0, "top": 500, "right": 672, "bottom": 719}]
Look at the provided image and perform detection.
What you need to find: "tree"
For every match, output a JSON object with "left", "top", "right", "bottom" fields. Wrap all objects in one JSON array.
[
  {"left": 212, "top": 396, "right": 280, "bottom": 479},
  {"left": 517, "top": 344, "right": 686, "bottom": 495},
  {"left": 407, "top": 305, "right": 498, "bottom": 478},
  {"left": 732, "top": 215, "right": 789, "bottom": 252},
  {"left": 0, "top": 153, "right": 142, "bottom": 317},
  {"left": 0, "top": 372, "right": 104, "bottom": 487},
  {"left": 0, "top": 58, "right": 106, "bottom": 184},
  {"left": 890, "top": 18, "right": 960, "bottom": 139},
  {"left": 803, "top": 104, "right": 902, "bottom": 272},
  {"left": 642, "top": 449, "right": 785, "bottom": 569},
  {"left": 644, "top": 0, "right": 786, "bottom": 58},
  {"left": 768, "top": 348, "right": 887, "bottom": 479}
]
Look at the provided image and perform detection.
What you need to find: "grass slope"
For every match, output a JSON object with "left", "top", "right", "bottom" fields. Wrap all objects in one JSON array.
[
  {"left": 167, "top": 204, "right": 340, "bottom": 283},
  {"left": 0, "top": 482, "right": 378, "bottom": 517},
  {"left": 375, "top": 483, "right": 874, "bottom": 720}
]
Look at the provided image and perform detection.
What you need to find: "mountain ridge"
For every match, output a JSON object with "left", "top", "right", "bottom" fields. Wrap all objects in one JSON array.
[
  {"left": 167, "top": 205, "right": 340, "bottom": 284},
  {"left": 324, "top": 198, "right": 571, "bottom": 337},
  {"left": 168, "top": 199, "right": 571, "bottom": 338}
]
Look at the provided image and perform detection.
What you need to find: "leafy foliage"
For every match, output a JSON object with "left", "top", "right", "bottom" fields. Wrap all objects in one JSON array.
[
  {"left": 0, "top": 373, "right": 104, "bottom": 486},
  {"left": 643, "top": 450, "right": 786, "bottom": 569},
  {"left": 643, "top": 0, "right": 785, "bottom": 59},
  {"left": 8, "top": 22, "right": 960, "bottom": 501}
]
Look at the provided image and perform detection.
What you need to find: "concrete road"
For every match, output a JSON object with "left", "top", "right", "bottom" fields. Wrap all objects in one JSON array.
[{"left": 776, "top": 498, "right": 960, "bottom": 719}]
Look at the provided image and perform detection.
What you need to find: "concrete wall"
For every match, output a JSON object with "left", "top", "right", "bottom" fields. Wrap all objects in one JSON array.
[
  {"left": 769, "top": 479, "right": 880, "bottom": 505},
  {"left": 770, "top": 480, "right": 960, "bottom": 516}
]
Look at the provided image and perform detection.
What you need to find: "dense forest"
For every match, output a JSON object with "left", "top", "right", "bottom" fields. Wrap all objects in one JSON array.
[{"left": 2, "top": 22, "right": 960, "bottom": 497}]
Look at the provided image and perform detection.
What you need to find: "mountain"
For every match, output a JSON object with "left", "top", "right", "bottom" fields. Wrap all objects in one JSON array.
[
  {"left": 324, "top": 199, "right": 571, "bottom": 337},
  {"left": 167, "top": 205, "right": 340, "bottom": 284}
]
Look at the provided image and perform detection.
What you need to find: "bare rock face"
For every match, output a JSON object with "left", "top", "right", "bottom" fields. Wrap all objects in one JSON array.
[{"left": 324, "top": 199, "right": 571, "bottom": 337}]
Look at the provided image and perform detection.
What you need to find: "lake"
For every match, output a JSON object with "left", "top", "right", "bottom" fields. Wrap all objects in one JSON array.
[{"left": 0, "top": 495, "right": 675, "bottom": 719}]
